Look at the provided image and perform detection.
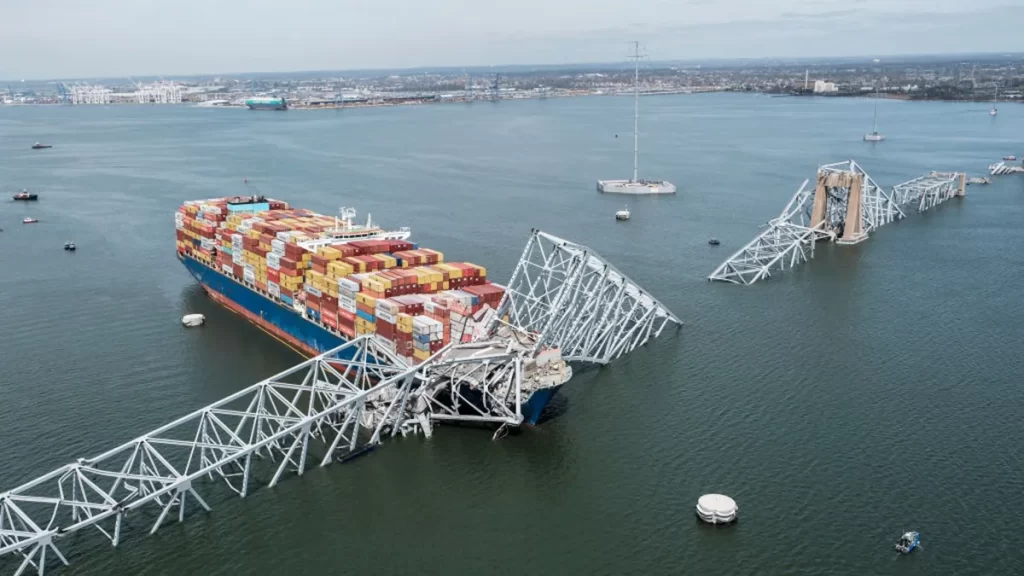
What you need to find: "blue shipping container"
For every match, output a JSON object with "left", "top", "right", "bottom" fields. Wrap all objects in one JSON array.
[{"left": 356, "top": 309, "right": 375, "bottom": 323}]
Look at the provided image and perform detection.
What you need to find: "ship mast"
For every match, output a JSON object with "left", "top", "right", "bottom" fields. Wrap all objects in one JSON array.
[{"left": 631, "top": 41, "right": 640, "bottom": 183}]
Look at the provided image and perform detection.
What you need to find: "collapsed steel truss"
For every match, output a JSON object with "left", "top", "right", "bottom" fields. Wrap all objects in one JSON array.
[
  {"left": 893, "top": 172, "right": 963, "bottom": 213},
  {"left": 1, "top": 230, "right": 682, "bottom": 575},
  {"left": 706, "top": 179, "right": 835, "bottom": 285},
  {"left": 709, "top": 160, "right": 905, "bottom": 285},
  {"left": 488, "top": 230, "right": 682, "bottom": 364},
  {"left": 0, "top": 336, "right": 417, "bottom": 576}
]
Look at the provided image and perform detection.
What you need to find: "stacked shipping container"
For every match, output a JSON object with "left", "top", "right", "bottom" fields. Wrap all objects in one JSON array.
[{"left": 176, "top": 198, "right": 506, "bottom": 364}]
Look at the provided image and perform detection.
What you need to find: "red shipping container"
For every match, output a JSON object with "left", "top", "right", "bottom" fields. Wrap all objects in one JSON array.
[
  {"left": 340, "top": 325, "right": 355, "bottom": 339},
  {"left": 306, "top": 293, "right": 321, "bottom": 307},
  {"left": 312, "top": 254, "right": 329, "bottom": 268},
  {"left": 312, "top": 262, "right": 327, "bottom": 275},
  {"left": 233, "top": 264, "right": 244, "bottom": 278},
  {"left": 281, "top": 288, "right": 294, "bottom": 299},
  {"left": 267, "top": 269, "right": 281, "bottom": 283},
  {"left": 376, "top": 321, "right": 396, "bottom": 339},
  {"left": 429, "top": 340, "right": 445, "bottom": 353},
  {"left": 284, "top": 244, "right": 305, "bottom": 259},
  {"left": 321, "top": 296, "right": 338, "bottom": 313},
  {"left": 322, "top": 313, "right": 338, "bottom": 329}
]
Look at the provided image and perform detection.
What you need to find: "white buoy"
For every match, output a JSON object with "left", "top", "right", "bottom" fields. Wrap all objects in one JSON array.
[
  {"left": 182, "top": 313, "right": 206, "bottom": 327},
  {"left": 696, "top": 494, "right": 738, "bottom": 524}
]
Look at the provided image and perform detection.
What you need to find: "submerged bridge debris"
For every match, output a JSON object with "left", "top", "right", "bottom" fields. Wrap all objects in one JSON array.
[
  {"left": 708, "top": 160, "right": 965, "bottom": 285},
  {"left": 0, "top": 230, "right": 680, "bottom": 575}
]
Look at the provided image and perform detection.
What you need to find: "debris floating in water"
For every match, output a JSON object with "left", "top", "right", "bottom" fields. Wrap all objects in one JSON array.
[{"left": 182, "top": 314, "right": 205, "bottom": 327}]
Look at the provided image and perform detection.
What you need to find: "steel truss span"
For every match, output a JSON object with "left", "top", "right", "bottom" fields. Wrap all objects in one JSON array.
[
  {"left": 1, "top": 230, "right": 682, "bottom": 575},
  {"left": 488, "top": 230, "right": 682, "bottom": 364},
  {"left": 893, "top": 172, "right": 964, "bottom": 214},
  {"left": 709, "top": 160, "right": 906, "bottom": 285},
  {"left": 0, "top": 336, "right": 418, "bottom": 576}
]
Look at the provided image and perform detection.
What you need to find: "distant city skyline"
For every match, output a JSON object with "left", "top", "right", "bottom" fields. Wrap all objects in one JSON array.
[{"left": 2, "top": 0, "right": 1022, "bottom": 80}]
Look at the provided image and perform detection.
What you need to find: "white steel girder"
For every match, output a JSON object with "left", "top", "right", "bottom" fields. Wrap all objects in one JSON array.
[
  {"left": 893, "top": 172, "right": 962, "bottom": 213},
  {"left": 0, "top": 336, "right": 417, "bottom": 576},
  {"left": 709, "top": 160, "right": 905, "bottom": 285},
  {"left": 817, "top": 160, "right": 904, "bottom": 236},
  {"left": 708, "top": 179, "right": 835, "bottom": 285},
  {"left": 486, "top": 230, "right": 682, "bottom": 364}
]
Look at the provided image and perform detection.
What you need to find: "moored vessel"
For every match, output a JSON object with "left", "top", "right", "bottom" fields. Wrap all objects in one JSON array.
[
  {"left": 245, "top": 97, "right": 288, "bottom": 110},
  {"left": 23, "top": 217, "right": 39, "bottom": 224},
  {"left": 596, "top": 41, "right": 676, "bottom": 195},
  {"left": 31, "top": 142, "right": 53, "bottom": 149},
  {"left": 13, "top": 190, "right": 38, "bottom": 201}
]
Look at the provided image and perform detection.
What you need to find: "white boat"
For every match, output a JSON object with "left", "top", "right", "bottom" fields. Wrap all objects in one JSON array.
[
  {"left": 1002, "top": 155, "right": 1016, "bottom": 161},
  {"left": 990, "top": 87, "right": 999, "bottom": 116},
  {"left": 615, "top": 207, "right": 630, "bottom": 220},
  {"left": 597, "top": 41, "right": 676, "bottom": 195},
  {"left": 863, "top": 89, "right": 884, "bottom": 141},
  {"left": 182, "top": 313, "right": 206, "bottom": 327}
]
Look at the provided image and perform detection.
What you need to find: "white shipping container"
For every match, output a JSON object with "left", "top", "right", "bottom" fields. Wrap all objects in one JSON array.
[
  {"left": 200, "top": 238, "right": 215, "bottom": 251},
  {"left": 243, "top": 269, "right": 256, "bottom": 284},
  {"left": 305, "top": 284, "right": 322, "bottom": 297},
  {"left": 244, "top": 263, "right": 255, "bottom": 275},
  {"left": 271, "top": 238, "right": 285, "bottom": 252},
  {"left": 376, "top": 310, "right": 396, "bottom": 324},
  {"left": 268, "top": 282, "right": 281, "bottom": 297},
  {"left": 222, "top": 263, "right": 234, "bottom": 275},
  {"left": 339, "top": 278, "right": 360, "bottom": 292},
  {"left": 233, "top": 253, "right": 244, "bottom": 265},
  {"left": 276, "top": 231, "right": 293, "bottom": 242},
  {"left": 267, "top": 252, "right": 281, "bottom": 267}
]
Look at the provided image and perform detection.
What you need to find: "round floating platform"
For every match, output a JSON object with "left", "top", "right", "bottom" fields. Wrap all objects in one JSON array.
[{"left": 696, "top": 494, "right": 738, "bottom": 524}]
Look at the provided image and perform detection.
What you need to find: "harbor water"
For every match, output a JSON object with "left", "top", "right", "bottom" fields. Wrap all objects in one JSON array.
[{"left": 1, "top": 94, "right": 1023, "bottom": 575}]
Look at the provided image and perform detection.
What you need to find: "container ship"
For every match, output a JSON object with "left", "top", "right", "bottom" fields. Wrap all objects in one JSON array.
[
  {"left": 245, "top": 97, "right": 288, "bottom": 110},
  {"left": 175, "top": 196, "right": 558, "bottom": 424}
]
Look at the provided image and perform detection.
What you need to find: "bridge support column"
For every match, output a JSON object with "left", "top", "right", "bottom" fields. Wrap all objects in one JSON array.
[
  {"left": 810, "top": 173, "right": 829, "bottom": 229},
  {"left": 837, "top": 173, "right": 869, "bottom": 245},
  {"left": 957, "top": 172, "right": 966, "bottom": 197}
]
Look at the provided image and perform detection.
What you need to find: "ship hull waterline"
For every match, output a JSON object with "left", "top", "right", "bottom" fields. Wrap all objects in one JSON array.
[{"left": 179, "top": 254, "right": 559, "bottom": 425}]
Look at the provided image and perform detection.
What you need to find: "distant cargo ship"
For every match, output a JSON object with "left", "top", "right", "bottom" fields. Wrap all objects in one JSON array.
[
  {"left": 245, "top": 97, "right": 288, "bottom": 110},
  {"left": 176, "top": 197, "right": 561, "bottom": 425}
]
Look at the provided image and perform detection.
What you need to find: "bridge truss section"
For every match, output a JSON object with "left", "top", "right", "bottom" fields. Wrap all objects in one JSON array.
[
  {"left": 893, "top": 172, "right": 964, "bottom": 213},
  {"left": 709, "top": 160, "right": 904, "bottom": 285},
  {"left": 0, "top": 336, "right": 417, "bottom": 576},
  {"left": 707, "top": 179, "right": 835, "bottom": 284},
  {"left": 817, "top": 160, "right": 904, "bottom": 242},
  {"left": 487, "top": 230, "right": 682, "bottom": 365}
]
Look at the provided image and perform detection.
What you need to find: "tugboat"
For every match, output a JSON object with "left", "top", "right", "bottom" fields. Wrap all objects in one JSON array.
[
  {"left": 64, "top": 241, "right": 76, "bottom": 251},
  {"left": 708, "top": 238, "right": 720, "bottom": 246},
  {"left": 615, "top": 207, "right": 631, "bottom": 221},
  {"left": 31, "top": 142, "right": 53, "bottom": 149},
  {"left": 1003, "top": 155, "right": 1017, "bottom": 161},
  {"left": 23, "top": 217, "right": 39, "bottom": 224},
  {"left": 13, "top": 190, "right": 38, "bottom": 201},
  {"left": 895, "top": 531, "right": 920, "bottom": 554}
]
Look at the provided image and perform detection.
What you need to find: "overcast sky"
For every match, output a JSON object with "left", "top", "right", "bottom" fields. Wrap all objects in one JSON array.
[{"left": 1, "top": 0, "right": 1022, "bottom": 79}]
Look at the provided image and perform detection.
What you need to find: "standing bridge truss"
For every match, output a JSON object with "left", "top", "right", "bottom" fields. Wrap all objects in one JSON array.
[
  {"left": 1, "top": 230, "right": 681, "bottom": 575},
  {"left": 709, "top": 160, "right": 966, "bottom": 285}
]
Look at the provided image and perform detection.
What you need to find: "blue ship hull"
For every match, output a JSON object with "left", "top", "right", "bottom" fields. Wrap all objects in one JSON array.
[{"left": 179, "top": 254, "right": 557, "bottom": 424}]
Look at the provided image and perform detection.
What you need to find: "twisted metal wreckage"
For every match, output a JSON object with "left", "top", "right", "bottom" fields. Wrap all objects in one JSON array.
[
  {"left": 0, "top": 230, "right": 681, "bottom": 575},
  {"left": 708, "top": 160, "right": 966, "bottom": 285}
]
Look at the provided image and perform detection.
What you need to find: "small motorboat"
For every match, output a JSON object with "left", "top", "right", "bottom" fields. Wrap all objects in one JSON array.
[
  {"left": 708, "top": 238, "right": 720, "bottom": 246},
  {"left": 23, "top": 217, "right": 39, "bottom": 224},
  {"left": 31, "top": 142, "right": 53, "bottom": 149},
  {"left": 895, "top": 531, "right": 920, "bottom": 554},
  {"left": 64, "top": 241, "right": 76, "bottom": 251},
  {"left": 1003, "top": 155, "right": 1017, "bottom": 161},
  {"left": 615, "top": 207, "right": 630, "bottom": 221},
  {"left": 13, "top": 190, "right": 38, "bottom": 201}
]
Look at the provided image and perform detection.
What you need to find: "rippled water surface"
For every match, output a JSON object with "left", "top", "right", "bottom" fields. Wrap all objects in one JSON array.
[{"left": 1, "top": 95, "right": 1023, "bottom": 575}]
